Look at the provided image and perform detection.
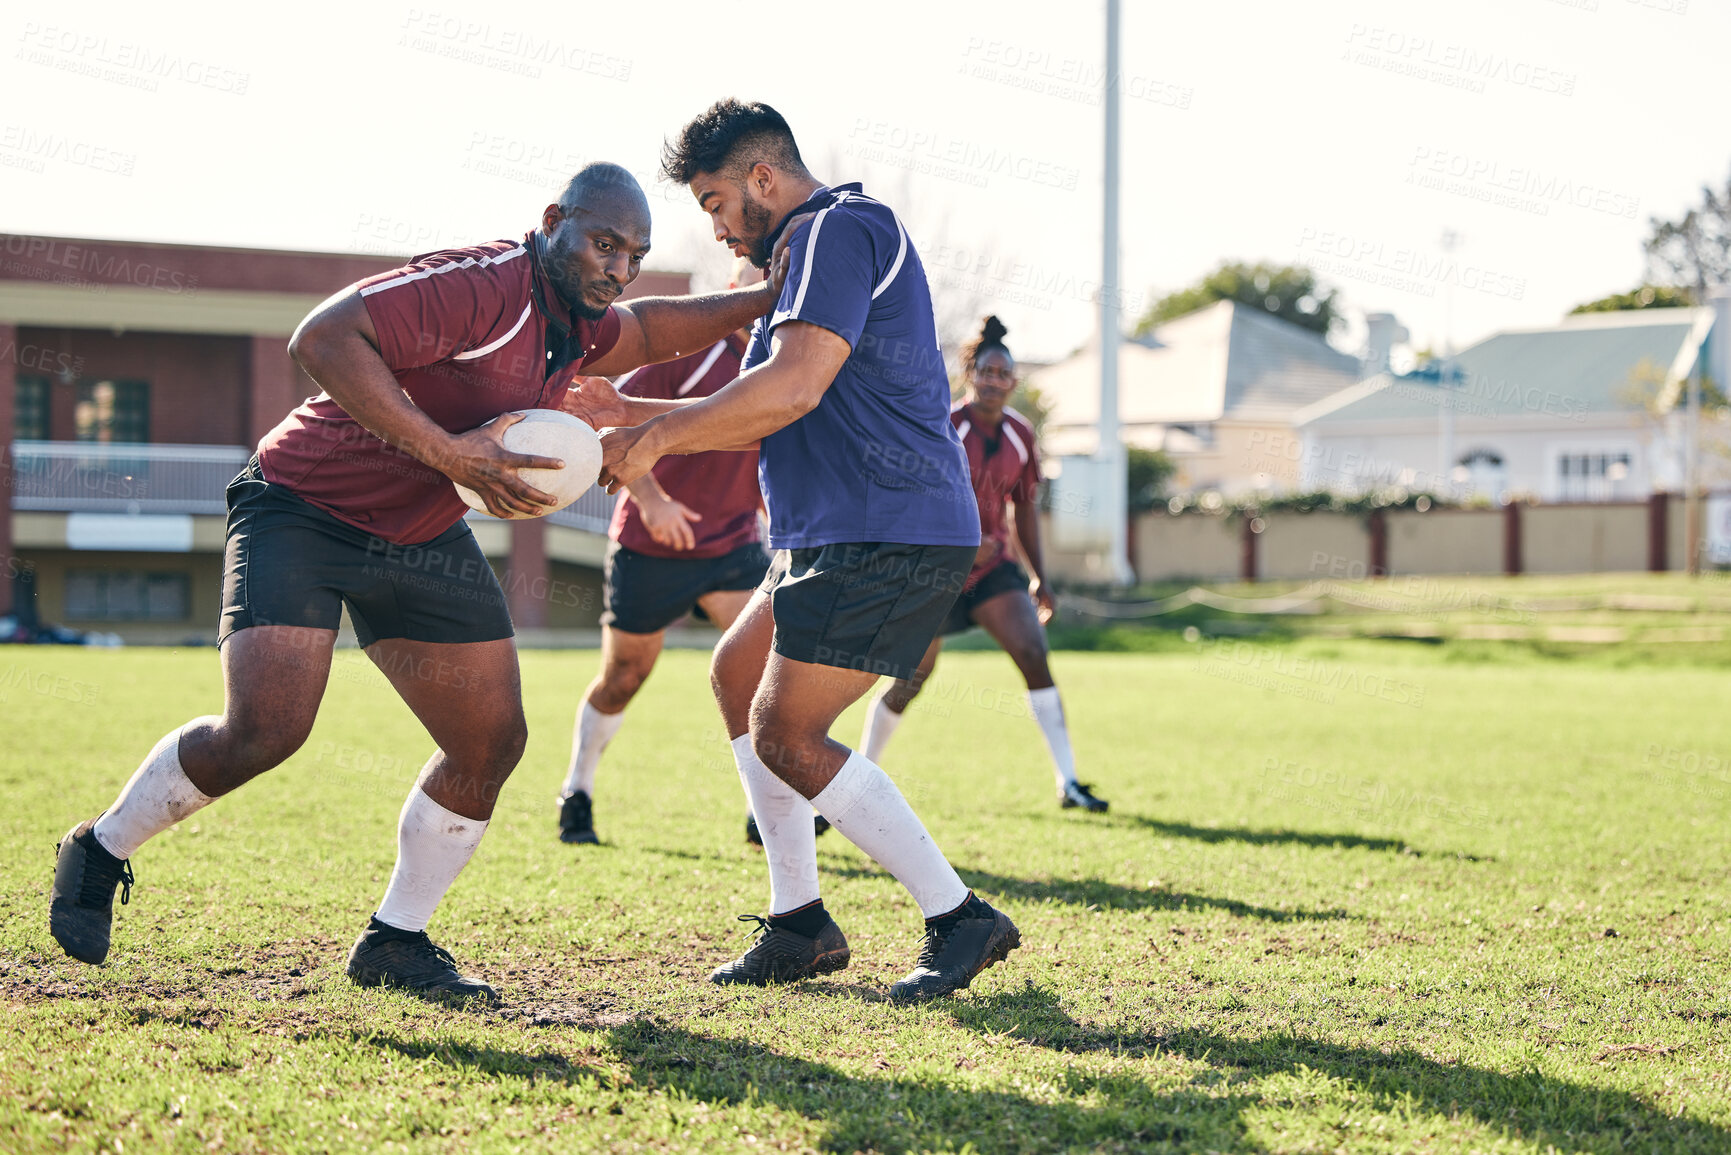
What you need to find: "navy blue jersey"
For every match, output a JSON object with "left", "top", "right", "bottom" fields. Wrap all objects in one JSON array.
[{"left": 743, "top": 184, "right": 979, "bottom": 550}]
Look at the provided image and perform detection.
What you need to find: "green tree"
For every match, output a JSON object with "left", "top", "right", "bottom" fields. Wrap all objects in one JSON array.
[
  {"left": 1570, "top": 284, "right": 1694, "bottom": 313},
  {"left": 1126, "top": 446, "right": 1177, "bottom": 512},
  {"left": 1645, "top": 165, "right": 1731, "bottom": 296},
  {"left": 1133, "top": 261, "right": 1338, "bottom": 338}
]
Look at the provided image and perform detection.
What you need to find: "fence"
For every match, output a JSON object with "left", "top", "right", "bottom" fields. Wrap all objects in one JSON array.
[{"left": 1045, "top": 493, "right": 1696, "bottom": 583}]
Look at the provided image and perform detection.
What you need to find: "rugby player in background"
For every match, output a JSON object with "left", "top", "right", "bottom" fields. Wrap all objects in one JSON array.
[
  {"left": 860, "top": 316, "right": 1108, "bottom": 813},
  {"left": 556, "top": 261, "right": 778, "bottom": 845}
]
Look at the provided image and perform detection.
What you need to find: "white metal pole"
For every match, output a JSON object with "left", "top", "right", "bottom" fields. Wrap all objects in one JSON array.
[{"left": 1100, "top": 0, "right": 1133, "bottom": 585}]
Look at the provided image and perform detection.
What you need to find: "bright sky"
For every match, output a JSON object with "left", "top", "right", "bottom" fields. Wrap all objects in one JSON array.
[{"left": 2, "top": 0, "right": 1724, "bottom": 366}]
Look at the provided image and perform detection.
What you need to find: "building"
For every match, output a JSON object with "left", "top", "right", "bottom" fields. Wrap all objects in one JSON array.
[
  {"left": 1027, "top": 299, "right": 1364, "bottom": 494},
  {"left": 0, "top": 232, "right": 685, "bottom": 642},
  {"left": 1292, "top": 306, "right": 1728, "bottom": 503}
]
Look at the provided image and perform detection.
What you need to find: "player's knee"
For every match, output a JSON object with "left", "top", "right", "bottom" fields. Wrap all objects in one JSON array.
[
  {"left": 750, "top": 720, "right": 810, "bottom": 779},
  {"left": 219, "top": 709, "right": 315, "bottom": 772},
  {"left": 1008, "top": 642, "right": 1051, "bottom": 681},
  {"left": 884, "top": 679, "right": 922, "bottom": 711},
  {"left": 487, "top": 709, "right": 530, "bottom": 771}
]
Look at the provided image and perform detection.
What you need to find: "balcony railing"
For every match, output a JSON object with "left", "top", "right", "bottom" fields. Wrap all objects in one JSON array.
[
  {"left": 543, "top": 486, "right": 615, "bottom": 534},
  {"left": 10, "top": 440, "right": 619, "bottom": 533},
  {"left": 9, "top": 441, "right": 251, "bottom": 515}
]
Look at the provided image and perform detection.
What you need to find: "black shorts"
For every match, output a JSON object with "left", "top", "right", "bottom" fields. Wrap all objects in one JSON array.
[
  {"left": 940, "top": 560, "right": 1031, "bottom": 636},
  {"left": 760, "top": 541, "right": 976, "bottom": 681},
  {"left": 219, "top": 459, "right": 514, "bottom": 648},
  {"left": 601, "top": 540, "right": 771, "bottom": 635}
]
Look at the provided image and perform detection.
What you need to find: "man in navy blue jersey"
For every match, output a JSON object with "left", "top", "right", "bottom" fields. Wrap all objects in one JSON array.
[{"left": 597, "top": 100, "right": 1021, "bottom": 1002}]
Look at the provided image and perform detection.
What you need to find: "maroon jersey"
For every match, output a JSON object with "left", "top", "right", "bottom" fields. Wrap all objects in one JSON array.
[
  {"left": 256, "top": 233, "right": 621, "bottom": 544},
  {"left": 609, "top": 333, "right": 763, "bottom": 559},
  {"left": 952, "top": 402, "right": 1040, "bottom": 586}
]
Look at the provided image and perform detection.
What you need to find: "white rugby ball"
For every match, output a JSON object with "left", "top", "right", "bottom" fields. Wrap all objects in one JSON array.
[{"left": 453, "top": 408, "right": 602, "bottom": 519}]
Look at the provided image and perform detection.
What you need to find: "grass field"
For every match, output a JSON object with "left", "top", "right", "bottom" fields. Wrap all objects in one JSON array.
[{"left": 3, "top": 630, "right": 1730, "bottom": 1152}]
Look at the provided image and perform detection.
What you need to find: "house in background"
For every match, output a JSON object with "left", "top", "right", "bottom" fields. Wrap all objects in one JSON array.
[
  {"left": 1292, "top": 305, "right": 1729, "bottom": 503},
  {"left": 1027, "top": 299, "right": 1364, "bottom": 494},
  {"left": 1, "top": 233, "right": 685, "bottom": 642}
]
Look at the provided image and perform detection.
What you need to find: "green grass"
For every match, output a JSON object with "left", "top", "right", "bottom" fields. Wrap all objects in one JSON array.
[{"left": 2, "top": 637, "right": 1730, "bottom": 1152}]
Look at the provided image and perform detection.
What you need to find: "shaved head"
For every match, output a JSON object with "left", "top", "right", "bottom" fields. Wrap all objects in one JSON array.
[
  {"left": 557, "top": 162, "right": 649, "bottom": 220},
  {"left": 541, "top": 162, "right": 653, "bottom": 320}
]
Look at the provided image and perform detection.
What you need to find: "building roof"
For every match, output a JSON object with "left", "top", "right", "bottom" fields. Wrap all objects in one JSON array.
[
  {"left": 0, "top": 233, "right": 690, "bottom": 338},
  {"left": 1296, "top": 307, "right": 1714, "bottom": 427},
  {"left": 1031, "top": 300, "right": 1362, "bottom": 443}
]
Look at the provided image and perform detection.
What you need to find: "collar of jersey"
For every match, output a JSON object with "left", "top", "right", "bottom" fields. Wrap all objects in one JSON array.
[{"left": 763, "top": 183, "right": 862, "bottom": 251}]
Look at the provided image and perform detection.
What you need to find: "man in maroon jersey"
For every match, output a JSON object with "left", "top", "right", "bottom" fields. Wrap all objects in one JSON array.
[
  {"left": 556, "top": 261, "right": 773, "bottom": 845},
  {"left": 48, "top": 163, "right": 791, "bottom": 1003},
  {"left": 859, "top": 317, "right": 1108, "bottom": 813}
]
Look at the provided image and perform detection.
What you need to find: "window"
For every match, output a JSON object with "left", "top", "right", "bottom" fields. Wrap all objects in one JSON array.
[
  {"left": 15, "top": 376, "right": 50, "bottom": 441},
  {"left": 1555, "top": 449, "right": 1633, "bottom": 501},
  {"left": 65, "top": 570, "right": 189, "bottom": 621},
  {"left": 74, "top": 380, "right": 149, "bottom": 443}
]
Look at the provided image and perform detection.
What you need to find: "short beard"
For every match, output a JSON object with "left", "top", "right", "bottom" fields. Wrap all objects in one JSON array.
[
  {"left": 740, "top": 195, "right": 774, "bottom": 269},
  {"left": 570, "top": 291, "right": 613, "bottom": 322}
]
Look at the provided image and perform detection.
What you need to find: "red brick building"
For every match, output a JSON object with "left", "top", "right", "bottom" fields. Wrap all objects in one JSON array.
[{"left": 0, "top": 233, "right": 685, "bottom": 642}]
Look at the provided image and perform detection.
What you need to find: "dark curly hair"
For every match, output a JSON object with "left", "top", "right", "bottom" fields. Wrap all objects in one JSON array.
[
  {"left": 960, "top": 315, "right": 1012, "bottom": 372},
  {"left": 660, "top": 99, "right": 810, "bottom": 185}
]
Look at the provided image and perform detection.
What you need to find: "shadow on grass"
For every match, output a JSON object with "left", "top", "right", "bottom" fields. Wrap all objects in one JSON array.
[
  {"left": 583, "top": 995, "right": 1723, "bottom": 1154},
  {"left": 814, "top": 862, "right": 1351, "bottom": 922},
  {"left": 1109, "top": 815, "right": 1496, "bottom": 860},
  {"left": 359, "top": 1031, "right": 599, "bottom": 1086}
]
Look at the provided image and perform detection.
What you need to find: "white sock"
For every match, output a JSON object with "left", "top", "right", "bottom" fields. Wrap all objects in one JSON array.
[
  {"left": 1028, "top": 686, "right": 1079, "bottom": 791},
  {"left": 560, "top": 701, "right": 625, "bottom": 799},
  {"left": 859, "top": 692, "right": 905, "bottom": 764},
  {"left": 812, "top": 750, "right": 968, "bottom": 918},
  {"left": 734, "top": 735, "right": 819, "bottom": 914},
  {"left": 373, "top": 786, "right": 489, "bottom": 933},
  {"left": 92, "top": 725, "right": 216, "bottom": 859}
]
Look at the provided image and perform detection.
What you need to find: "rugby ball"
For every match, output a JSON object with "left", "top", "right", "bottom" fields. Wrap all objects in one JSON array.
[{"left": 453, "top": 408, "right": 603, "bottom": 519}]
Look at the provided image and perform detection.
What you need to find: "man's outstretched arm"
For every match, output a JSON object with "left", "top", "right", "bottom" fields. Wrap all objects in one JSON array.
[
  {"left": 582, "top": 285, "right": 775, "bottom": 378},
  {"left": 596, "top": 321, "right": 849, "bottom": 492}
]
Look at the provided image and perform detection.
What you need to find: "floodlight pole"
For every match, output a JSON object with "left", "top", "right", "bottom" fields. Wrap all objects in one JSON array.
[
  {"left": 1685, "top": 257, "right": 1707, "bottom": 576},
  {"left": 1099, "top": 0, "right": 1133, "bottom": 586}
]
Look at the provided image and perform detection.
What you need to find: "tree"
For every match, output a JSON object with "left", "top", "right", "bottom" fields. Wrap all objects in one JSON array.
[
  {"left": 1645, "top": 165, "right": 1731, "bottom": 298},
  {"left": 1570, "top": 284, "right": 1694, "bottom": 314},
  {"left": 1133, "top": 261, "right": 1338, "bottom": 338},
  {"left": 1126, "top": 446, "right": 1177, "bottom": 512}
]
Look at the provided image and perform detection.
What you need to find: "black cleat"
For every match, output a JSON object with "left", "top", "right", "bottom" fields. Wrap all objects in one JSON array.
[
  {"left": 744, "top": 812, "right": 832, "bottom": 847},
  {"left": 889, "top": 900, "right": 1020, "bottom": 1002},
  {"left": 1060, "top": 781, "right": 1110, "bottom": 813},
  {"left": 558, "top": 791, "right": 598, "bottom": 845},
  {"left": 709, "top": 913, "right": 851, "bottom": 985},
  {"left": 51, "top": 817, "right": 134, "bottom": 965},
  {"left": 345, "top": 918, "right": 499, "bottom": 1006}
]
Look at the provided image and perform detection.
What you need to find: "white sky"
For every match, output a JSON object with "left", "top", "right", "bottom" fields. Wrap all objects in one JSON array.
[{"left": 2, "top": 0, "right": 1724, "bottom": 365}]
